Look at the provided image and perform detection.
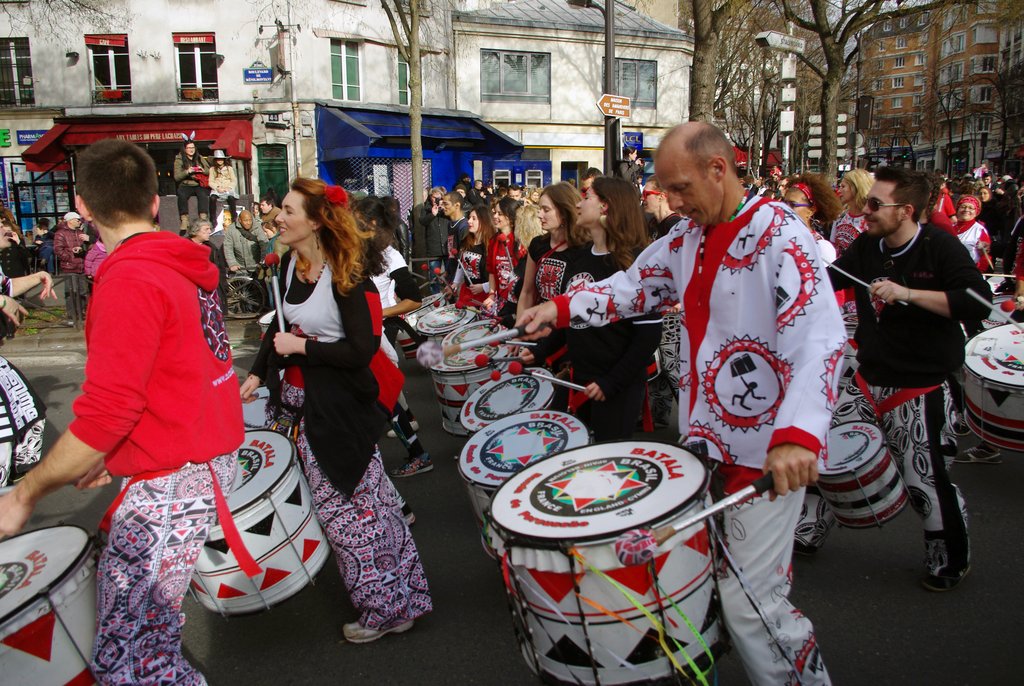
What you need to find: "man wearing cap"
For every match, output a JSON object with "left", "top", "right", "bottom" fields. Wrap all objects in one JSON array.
[{"left": 53, "top": 211, "right": 90, "bottom": 324}]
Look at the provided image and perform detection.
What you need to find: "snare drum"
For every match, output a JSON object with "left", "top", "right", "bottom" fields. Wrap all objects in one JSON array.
[
  {"left": 818, "top": 421, "right": 907, "bottom": 528},
  {"left": 459, "top": 410, "right": 589, "bottom": 531},
  {"left": 981, "top": 296, "right": 1015, "bottom": 330},
  {"left": 0, "top": 526, "right": 97, "bottom": 685},
  {"left": 192, "top": 430, "right": 330, "bottom": 614},
  {"left": 242, "top": 386, "right": 270, "bottom": 429},
  {"left": 431, "top": 321, "right": 509, "bottom": 436},
  {"left": 963, "top": 324, "right": 1024, "bottom": 451},
  {"left": 488, "top": 441, "right": 722, "bottom": 685},
  {"left": 415, "top": 304, "right": 476, "bottom": 345},
  {"left": 460, "top": 374, "right": 555, "bottom": 433}
]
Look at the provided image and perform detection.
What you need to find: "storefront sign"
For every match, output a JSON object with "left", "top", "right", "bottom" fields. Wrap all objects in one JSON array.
[
  {"left": 0, "top": 129, "right": 12, "bottom": 147},
  {"left": 623, "top": 131, "right": 644, "bottom": 150},
  {"left": 16, "top": 130, "right": 47, "bottom": 145}
]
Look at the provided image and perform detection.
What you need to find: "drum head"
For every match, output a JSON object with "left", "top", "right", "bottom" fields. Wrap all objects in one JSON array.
[
  {"left": 435, "top": 321, "right": 506, "bottom": 371},
  {"left": 0, "top": 526, "right": 90, "bottom": 622},
  {"left": 460, "top": 410, "right": 589, "bottom": 487},
  {"left": 842, "top": 312, "right": 858, "bottom": 337},
  {"left": 258, "top": 310, "right": 276, "bottom": 326},
  {"left": 981, "top": 297, "right": 1013, "bottom": 331},
  {"left": 242, "top": 386, "right": 270, "bottom": 429},
  {"left": 461, "top": 374, "right": 554, "bottom": 431},
  {"left": 415, "top": 305, "right": 475, "bottom": 337},
  {"left": 964, "top": 324, "right": 1024, "bottom": 383},
  {"left": 231, "top": 430, "right": 295, "bottom": 510},
  {"left": 489, "top": 441, "right": 708, "bottom": 543},
  {"left": 822, "top": 421, "right": 885, "bottom": 473}
]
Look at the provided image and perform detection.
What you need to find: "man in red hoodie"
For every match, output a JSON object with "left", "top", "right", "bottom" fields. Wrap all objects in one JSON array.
[{"left": 0, "top": 139, "right": 245, "bottom": 684}]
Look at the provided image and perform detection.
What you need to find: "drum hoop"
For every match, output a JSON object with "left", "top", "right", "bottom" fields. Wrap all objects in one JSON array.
[
  {"left": 488, "top": 440, "right": 711, "bottom": 550},
  {"left": 0, "top": 525, "right": 95, "bottom": 626},
  {"left": 230, "top": 433, "right": 298, "bottom": 513}
]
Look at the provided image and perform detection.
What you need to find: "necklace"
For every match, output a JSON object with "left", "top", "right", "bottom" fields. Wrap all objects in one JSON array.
[
  {"left": 303, "top": 262, "right": 326, "bottom": 284},
  {"left": 727, "top": 197, "right": 746, "bottom": 223}
]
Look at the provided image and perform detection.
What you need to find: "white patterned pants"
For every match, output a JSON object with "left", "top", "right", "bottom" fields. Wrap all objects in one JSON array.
[{"left": 717, "top": 489, "right": 831, "bottom": 686}]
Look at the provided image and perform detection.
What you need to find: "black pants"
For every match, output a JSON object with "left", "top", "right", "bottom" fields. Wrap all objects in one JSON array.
[
  {"left": 575, "top": 378, "right": 646, "bottom": 443},
  {"left": 177, "top": 184, "right": 211, "bottom": 215}
]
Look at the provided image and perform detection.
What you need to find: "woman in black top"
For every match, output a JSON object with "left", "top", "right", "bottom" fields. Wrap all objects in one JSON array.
[
  {"left": 516, "top": 182, "right": 587, "bottom": 320},
  {"left": 562, "top": 177, "right": 662, "bottom": 441}
]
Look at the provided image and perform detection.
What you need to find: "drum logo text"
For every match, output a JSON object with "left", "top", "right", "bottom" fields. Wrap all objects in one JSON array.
[
  {"left": 0, "top": 549, "right": 47, "bottom": 599},
  {"left": 629, "top": 447, "right": 688, "bottom": 480}
]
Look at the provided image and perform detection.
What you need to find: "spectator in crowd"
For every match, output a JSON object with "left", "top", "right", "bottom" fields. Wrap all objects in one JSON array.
[
  {"left": 0, "top": 217, "right": 32, "bottom": 278},
  {"left": 173, "top": 139, "right": 211, "bottom": 233},
  {"left": 926, "top": 173, "right": 957, "bottom": 236},
  {"left": 33, "top": 218, "right": 55, "bottom": 273},
  {"left": 188, "top": 219, "right": 229, "bottom": 307},
  {"left": 580, "top": 167, "right": 602, "bottom": 192},
  {"left": 831, "top": 169, "right": 873, "bottom": 255},
  {"left": 84, "top": 238, "right": 108, "bottom": 278},
  {"left": 54, "top": 211, "right": 90, "bottom": 323},
  {"left": 616, "top": 145, "right": 644, "bottom": 189},
  {"left": 224, "top": 210, "right": 269, "bottom": 275},
  {"left": 208, "top": 150, "right": 238, "bottom": 221},
  {"left": 442, "top": 191, "right": 468, "bottom": 282},
  {"left": 419, "top": 186, "right": 449, "bottom": 292}
]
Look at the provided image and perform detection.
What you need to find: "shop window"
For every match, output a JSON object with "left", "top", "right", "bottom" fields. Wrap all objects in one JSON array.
[
  {"left": 398, "top": 58, "right": 409, "bottom": 106},
  {"left": 174, "top": 33, "right": 219, "bottom": 102},
  {"left": 481, "top": 49, "right": 550, "bottom": 103},
  {"left": 86, "top": 34, "right": 131, "bottom": 104},
  {"left": 0, "top": 38, "right": 34, "bottom": 106}
]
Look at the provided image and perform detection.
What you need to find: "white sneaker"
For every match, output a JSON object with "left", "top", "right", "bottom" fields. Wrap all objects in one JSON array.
[{"left": 343, "top": 619, "right": 414, "bottom": 644}]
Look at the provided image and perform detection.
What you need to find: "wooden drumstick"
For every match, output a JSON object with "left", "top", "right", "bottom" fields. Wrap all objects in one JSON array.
[{"left": 526, "top": 367, "right": 588, "bottom": 392}]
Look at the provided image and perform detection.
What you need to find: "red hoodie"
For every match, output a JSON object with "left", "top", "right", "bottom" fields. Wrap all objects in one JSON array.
[{"left": 70, "top": 231, "right": 244, "bottom": 476}]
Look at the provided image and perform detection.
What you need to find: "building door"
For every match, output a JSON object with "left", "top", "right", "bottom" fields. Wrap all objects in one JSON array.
[
  {"left": 257, "top": 144, "right": 289, "bottom": 204},
  {"left": 561, "top": 161, "right": 585, "bottom": 186}
]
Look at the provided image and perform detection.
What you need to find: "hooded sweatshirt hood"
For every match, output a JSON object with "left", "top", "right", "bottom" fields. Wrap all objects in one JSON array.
[{"left": 96, "top": 230, "right": 219, "bottom": 292}]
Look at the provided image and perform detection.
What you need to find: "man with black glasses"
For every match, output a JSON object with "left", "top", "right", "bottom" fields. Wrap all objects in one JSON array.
[{"left": 829, "top": 166, "right": 990, "bottom": 592}]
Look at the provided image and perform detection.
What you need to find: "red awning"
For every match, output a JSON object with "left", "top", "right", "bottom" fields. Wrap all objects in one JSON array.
[
  {"left": 733, "top": 146, "right": 749, "bottom": 166},
  {"left": 85, "top": 34, "right": 127, "bottom": 47},
  {"left": 22, "top": 116, "right": 253, "bottom": 171},
  {"left": 766, "top": 150, "right": 783, "bottom": 166},
  {"left": 173, "top": 33, "right": 216, "bottom": 44}
]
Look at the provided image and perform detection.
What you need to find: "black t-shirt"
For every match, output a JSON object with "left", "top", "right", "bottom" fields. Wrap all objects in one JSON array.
[
  {"left": 831, "top": 224, "right": 991, "bottom": 387},
  {"left": 528, "top": 235, "right": 583, "bottom": 303}
]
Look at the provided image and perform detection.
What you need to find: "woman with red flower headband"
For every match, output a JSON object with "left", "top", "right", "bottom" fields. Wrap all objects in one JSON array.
[
  {"left": 241, "top": 178, "right": 432, "bottom": 643},
  {"left": 953, "top": 195, "right": 993, "bottom": 272}
]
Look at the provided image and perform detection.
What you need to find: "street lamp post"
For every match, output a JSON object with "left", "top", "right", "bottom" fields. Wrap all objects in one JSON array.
[{"left": 568, "top": 0, "right": 618, "bottom": 175}]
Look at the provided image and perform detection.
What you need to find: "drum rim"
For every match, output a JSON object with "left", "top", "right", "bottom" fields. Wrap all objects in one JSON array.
[
  {"left": 488, "top": 440, "right": 711, "bottom": 549},
  {"left": 415, "top": 305, "right": 475, "bottom": 334},
  {"left": 0, "top": 525, "right": 94, "bottom": 626},
  {"left": 230, "top": 430, "right": 298, "bottom": 513},
  {"left": 821, "top": 421, "right": 887, "bottom": 474}
]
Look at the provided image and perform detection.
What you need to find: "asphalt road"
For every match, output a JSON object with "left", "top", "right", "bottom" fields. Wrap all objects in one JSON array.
[{"left": 6, "top": 347, "right": 1018, "bottom": 685}]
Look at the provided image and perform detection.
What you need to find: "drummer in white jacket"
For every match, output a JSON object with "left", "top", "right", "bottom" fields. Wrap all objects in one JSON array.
[{"left": 518, "top": 122, "right": 844, "bottom": 686}]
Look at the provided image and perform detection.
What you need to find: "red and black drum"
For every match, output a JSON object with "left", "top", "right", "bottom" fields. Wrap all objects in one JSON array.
[
  {"left": 460, "top": 374, "right": 555, "bottom": 434},
  {"left": 963, "top": 324, "right": 1024, "bottom": 451},
  {"left": 430, "top": 321, "right": 510, "bottom": 436},
  {"left": 818, "top": 421, "right": 907, "bottom": 528}
]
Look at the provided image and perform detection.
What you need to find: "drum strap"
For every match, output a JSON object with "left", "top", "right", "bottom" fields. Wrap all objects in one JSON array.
[
  {"left": 854, "top": 371, "right": 939, "bottom": 416},
  {"left": 99, "top": 463, "right": 262, "bottom": 579}
]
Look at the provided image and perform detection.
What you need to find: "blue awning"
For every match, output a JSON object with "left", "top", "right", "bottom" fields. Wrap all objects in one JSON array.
[{"left": 316, "top": 105, "right": 522, "bottom": 160}]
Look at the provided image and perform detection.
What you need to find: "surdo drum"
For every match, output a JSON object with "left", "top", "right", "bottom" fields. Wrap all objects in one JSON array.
[
  {"left": 458, "top": 410, "right": 589, "bottom": 532},
  {"left": 242, "top": 386, "right": 270, "bottom": 429},
  {"left": 430, "top": 321, "right": 510, "bottom": 437},
  {"left": 0, "top": 526, "right": 97, "bottom": 686},
  {"left": 963, "top": 324, "right": 1024, "bottom": 451},
  {"left": 488, "top": 441, "right": 722, "bottom": 685},
  {"left": 460, "top": 374, "right": 555, "bottom": 433},
  {"left": 818, "top": 421, "right": 908, "bottom": 528},
  {"left": 192, "top": 430, "right": 329, "bottom": 614}
]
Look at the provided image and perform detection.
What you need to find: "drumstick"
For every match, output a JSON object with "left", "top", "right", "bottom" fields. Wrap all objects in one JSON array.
[
  {"left": 416, "top": 323, "right": 551, "bottom": 367},
  {"left": 613, "top": 473, "right": 775, "bottom": 567},
  {"left": 263, "top": 254, "right": 286, "bottom": 334},
  {"left": 525, "top": 367, "right": 588, "bottom": 392},
  {"left": 825, "top": 261, "right": 908, "bottom": 306},
  {"left": 965, "top": 288, "right": 1024, "bottom": 333}
]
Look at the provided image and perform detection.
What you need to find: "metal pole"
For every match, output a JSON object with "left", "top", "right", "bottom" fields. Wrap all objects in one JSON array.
[{"left": 603, "top": 0, "right": 617, "bottom": 175}]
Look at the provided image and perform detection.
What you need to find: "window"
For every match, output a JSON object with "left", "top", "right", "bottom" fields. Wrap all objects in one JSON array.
[
  {"left": 918, "top": 12, "right": 929, "bottom": 26},
  {"left": 892, "top": 77, "right": 904, "bottom": 88},
  {"left": 896, "top": 36, "right": 907, "bottom": 49},
  {"left": 874, "top": 79, "right": 883, "bottom": 91},
  {"left": 913, "top": 113, "right": 923, "bottom": 126},
  {"left": 398, "top": 58, "right": 409, "bottom": 106},
  {"left": 894, "top": 56, "right": 905, "bottom": 68},
  {"left": 942, "top": 33, "right": 965, "bottom": 57},
  {"left": 481, "top": 49, "right": 550, "bottom": 102},
  {"left": 0, "top": 37, "right": 33, "bottom": 106},
  {"left": 86, "top": 34, "right": 131, "bottom": 103},
  {"left": 878, "top": 40, "right": 886, "bottom": 52},
  {"left": 883, "top": 21, "right": 892, "bottom": 32},
  {"left": 973, "top": 25, "right": 998, "bottom": 44},
  {"left": 974, "top": 55, "right": 996, "bottom": 73},
  {"left": 977, "top": 116, "right": 991, "bottom": 133},
  {"left": 915, "top": 52, "right": 926, "bottom": 66},
  {"left": 869, "top": 136, "right": 880, "bottom": 149},
  {"left": 910, "top": 133, "right": 920, "bottom": 146},
  {"left": 913, "top": 94, "right": 923, "bottom": 106},
  {"left": 174, "top": 33, "right": 218, "bottom": 102},
  {"left": 331, "top": 40, "right": 360, "bottom": 101},
  {"left": 914, "top": 75, "right": 924, "bottom": 87},
  {"left": 525, "top": 169, "right": 543, "bottom": 188},
  {"left": 899, "top": 17, "right": 909, "bottom": 29},
  {"left": 614, "top": 58, "right": 657, "bottom": 108},
  {"left": 892, "top": 97, "right": 903, "bottom": 108},
  {"left": 493, "top": 169, "right": 511, "bottom": 187},
  {"left": 974, "top": 86, "right": 993, "bottom": 103},
  {"left": 876, "top": 59, "right": 884, "bottom": 71}
]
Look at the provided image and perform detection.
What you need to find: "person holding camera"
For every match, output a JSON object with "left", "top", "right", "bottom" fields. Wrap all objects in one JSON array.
[{"left": 418, "top": 186, "right": 449, "bottom": 294}]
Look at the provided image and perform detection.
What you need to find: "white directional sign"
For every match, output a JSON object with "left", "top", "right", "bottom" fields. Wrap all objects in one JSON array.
[{"left": 755, "top": 31, "right": 806, "bottom": 54}]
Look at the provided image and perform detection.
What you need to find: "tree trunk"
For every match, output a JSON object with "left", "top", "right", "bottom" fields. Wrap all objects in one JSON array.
[
  {"left": 409, "top": 0, "right": 424, "bottom": 215},
  {"left": 818, "top": 73, "right": 843, "bottom": 179},
  {"left": 689, "top": 0, "right": 719, "bottom": 122}
]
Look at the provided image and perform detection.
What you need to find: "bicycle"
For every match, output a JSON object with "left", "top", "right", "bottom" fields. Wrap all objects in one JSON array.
[{"left": 225, "top": 272, "right": 269, "bottom": 318}]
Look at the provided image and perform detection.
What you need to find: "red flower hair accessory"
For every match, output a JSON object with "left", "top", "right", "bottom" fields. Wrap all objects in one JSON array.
[{"left": 325, "top": 185, "right": 348, "bottom": 207}]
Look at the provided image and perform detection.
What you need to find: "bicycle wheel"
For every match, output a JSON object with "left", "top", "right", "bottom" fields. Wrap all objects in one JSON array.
[{"left": 226, "top": 276, "right": 266, "bottom": 316}]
